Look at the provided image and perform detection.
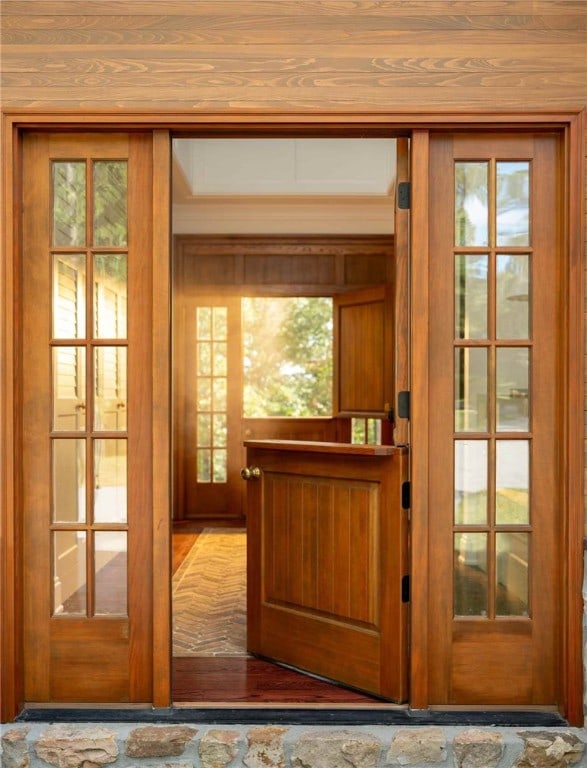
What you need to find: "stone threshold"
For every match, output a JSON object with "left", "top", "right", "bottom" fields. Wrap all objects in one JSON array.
[{"left": 2, "top": 722, "right": 587, "bottom": 768}]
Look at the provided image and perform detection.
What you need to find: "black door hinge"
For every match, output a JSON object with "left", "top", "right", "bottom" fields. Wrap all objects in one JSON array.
[
  {"left": 401, "top": 574, "right": 410, "bottom": 603},
  {"left": 397, "top": 181, "right": 411, "bottom": 210},
  {"left": 398, "top": 390, "right": 410, "bottom": 420},
  {"left": 401, "top": 481, "right": 410, "bottom": 510}
]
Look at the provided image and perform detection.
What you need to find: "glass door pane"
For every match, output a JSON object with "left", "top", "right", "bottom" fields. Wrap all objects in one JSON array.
[
  {"left": 50, "top": 156, "right": 129, "bottom": 619},
  {"left": 452, "top": 159, "right": 533, "bottom": 621}
]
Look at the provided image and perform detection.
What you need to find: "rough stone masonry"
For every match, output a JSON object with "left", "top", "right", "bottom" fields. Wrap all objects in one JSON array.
[{"left": 2, "top": 723, "right": 587, "bottom": 768}]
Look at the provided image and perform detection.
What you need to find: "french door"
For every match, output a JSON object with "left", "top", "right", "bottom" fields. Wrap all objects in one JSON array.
[
  {"left": 21, "top": 133, "right": 154, "bottom": 702},
  {"left": 427, "top": 133, "right": 562, "bottom": 705}
]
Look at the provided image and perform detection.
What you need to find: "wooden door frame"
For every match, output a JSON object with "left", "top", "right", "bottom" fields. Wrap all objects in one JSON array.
[{"left": 1, "top": 108, "right": 584, "bottom": 724}]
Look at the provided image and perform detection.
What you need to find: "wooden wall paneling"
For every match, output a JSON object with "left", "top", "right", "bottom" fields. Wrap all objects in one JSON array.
[
  {"left": 1, "top": 1, "right": 585, "bottom": 110},
  {"left": 173, "top": 235, "right": 394, "bottom": 295}
]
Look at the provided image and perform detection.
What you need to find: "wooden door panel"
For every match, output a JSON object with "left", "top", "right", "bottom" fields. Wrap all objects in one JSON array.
[
  {"left": 450, "top": 626, "right": 532, "bottom": 704},
  {"left": 246, "top": 441, "right": 408, "bottom": 702},
  {"left": 427, "top": 133, "right": 561, "bottom": 706},
  {"left": 334, "top": 287, "right": 394, "bottom": 417},
  {"left": 22, "top": 132, "right": 154, "bottom": 703},
  {"left": 263, "top": 474, "right": 379, "bottom": 627}
]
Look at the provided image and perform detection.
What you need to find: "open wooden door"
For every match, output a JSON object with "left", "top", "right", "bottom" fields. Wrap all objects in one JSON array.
[
  {"left": 245, "top": 441, "right": 409, "bottom": 701},
  {"left": 21, "top": 133, "right": 154, "bottom": 702},
  {"left": 246, "top": 234, "right": 409, "bottom": 699}
]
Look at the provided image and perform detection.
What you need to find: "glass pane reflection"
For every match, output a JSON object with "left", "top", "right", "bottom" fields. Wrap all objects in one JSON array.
[
  {"left": 455, "top": 162, "right": 488, "bottom": 246},
  {"left": 496, "top": 440, "right": 529, "bottom": 525},
  {"left": 53, "top": 530, "right": 86, "bottom": 615},
  {"left": 454, "top": 440, "right": 488, "bottom": 525},
  {"left": 197, "top": 307, "right": 212, "bottom": 340},
  {"left": 496, "top": 532, "right": 529, "bottom": 616},
  {"left": 213, "top": 449, "right": 227, "bottom": 483},
  {"left": 197, "top": 414, "right": 211, "bottom": 446},
  {"left": 213, "top": 306, "right": 227, "bottom": 339},
  {"left": 93, "top": 439, "right": 127, "bottom": 523},
  {"left": 94, "top": 347, "right": 127, "bottom": 431},
  {"left": 52, "top": 346, "right": 86, "bottom": 431},
  {"left": 94, "top": 254, "right": 127, "bottom": 339},
  {"left": 52, "top": 161, "right": 86, "bottom": 247},
  {"left": 496, "top": 348, "right": 529, "bottom": 431},
  {"left": 94, "top": 531, "right": 127, "bottom": 615},
  {"left": 454, "top": 532, "right": 488, "bottom": 617},
  {"left": 213, "top": 342, "right": 227, "bottom": 376},
  {"left": 197, "top": 449, "right": 211, "bottom": 482},
  {"left": 93, "top": 161, "right": 128, "bottom": 246},
  {"left": 496, "top": 255, "right": 530, "bottom": 339},
  {"left": 53, "top": 254, "right": 86, "bottom": 339},
  {"left": 454, "top": 348, "right": 488, "bottom": 432},
  {"left": 455, "top": 255, "right": 488, "bottom": 339},
  {"left": 198, "top": 342, "right": 211, "bottom": 376},
  {"left": 52, "top": 439, "right": 86, "bottom": 523},
  {"left": 497, "top": 162, "right": 530, "bottom": 246}
]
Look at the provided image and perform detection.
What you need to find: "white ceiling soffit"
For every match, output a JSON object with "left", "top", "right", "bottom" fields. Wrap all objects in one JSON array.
[{"left": 172, "top": 139, "right": 396, "bottom": 198}]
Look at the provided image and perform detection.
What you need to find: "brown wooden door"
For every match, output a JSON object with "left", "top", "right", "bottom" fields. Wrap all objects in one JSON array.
[
  {"left": 427, "top": 133, "right": 561, "bottom": 705},
  {"left": 246, "top": 442, "right": 409, "bottom": 702},
  {"left": 22, "top": 133, "right": 154, "bottom": 703},
  {"left": 333, "top": 286, "right": 394, "bottom": 419}
]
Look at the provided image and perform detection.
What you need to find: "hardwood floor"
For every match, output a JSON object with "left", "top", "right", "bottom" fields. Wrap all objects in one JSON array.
[
  {"left": 171, "top": 520, "right": 384, "bottom": 705},
  {"left": 173, "top": 657, "right": 384, "bottom": 704}
]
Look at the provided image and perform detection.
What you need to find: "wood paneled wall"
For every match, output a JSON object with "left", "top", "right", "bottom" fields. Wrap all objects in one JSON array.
[
  {"left": 1, "top": 0, "right": 586, "bottom": 521},
  {"left": 1, "top": 1, "right": 585, "bottom": 111}
]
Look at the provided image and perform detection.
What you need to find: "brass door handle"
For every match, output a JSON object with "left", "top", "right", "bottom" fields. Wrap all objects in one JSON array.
[{"left": 241, "top": 466, "right": 261, "bottom": 481}]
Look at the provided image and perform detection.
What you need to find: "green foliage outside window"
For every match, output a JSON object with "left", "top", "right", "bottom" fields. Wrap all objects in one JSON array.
[{"left": 242, "top": 297, "right": 333, "bottom": 417}]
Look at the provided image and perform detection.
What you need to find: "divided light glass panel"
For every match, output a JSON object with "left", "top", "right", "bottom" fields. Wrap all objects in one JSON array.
[
  {"left": 50, "top": 157, "right": 129, "bottom": 618},
  {"left": 452, "top": 159, "right": 531, "bottom": 620},
  {"left": 196, "top": 307, "right": 228, "bottom": 483}
]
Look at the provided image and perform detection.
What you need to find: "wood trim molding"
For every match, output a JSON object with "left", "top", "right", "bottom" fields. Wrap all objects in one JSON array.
[
  {"left": 561, "top": 110, "right": 586, "bottom": 726},
  {"left": 0, "top": 114, "right": 23, "bottom": 723},
  {"left": 2, "top": 108, "right": 585, "bottom": 131}
]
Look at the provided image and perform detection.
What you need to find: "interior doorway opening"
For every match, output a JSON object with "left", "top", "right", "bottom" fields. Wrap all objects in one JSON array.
[{"left": 170, "top": 137, "right": 403, "bottom": 704}]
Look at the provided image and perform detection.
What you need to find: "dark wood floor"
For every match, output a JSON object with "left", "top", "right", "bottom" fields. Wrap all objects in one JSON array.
[
  {"left": 173, "top": 657, "right": 385, "bottom": 704},
  {"left": 172, "top": 520, "right": 384, "bottom": 705}
]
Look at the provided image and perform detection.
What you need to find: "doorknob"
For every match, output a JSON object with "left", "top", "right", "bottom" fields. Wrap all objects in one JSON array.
[{"left": 241, "top": 466, "right": 261, "bottom": 480}]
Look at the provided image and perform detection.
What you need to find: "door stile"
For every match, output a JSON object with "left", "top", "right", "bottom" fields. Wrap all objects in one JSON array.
[
  {"left": 152, "top": 129, "right": 172, "bottom": 708},
  {"left": 407, "top": 129, "right": 431, "bottom": 711},
  {"left": 394, "top": 137, "right": 410, "bottom": 448}
]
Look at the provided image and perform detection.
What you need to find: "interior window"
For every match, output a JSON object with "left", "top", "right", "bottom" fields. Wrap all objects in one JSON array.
[{"left": 242, "top": 296, "right": 333, "bottom": 418}]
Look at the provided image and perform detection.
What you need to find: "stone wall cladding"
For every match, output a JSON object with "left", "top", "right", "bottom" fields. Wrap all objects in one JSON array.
[{"left": 1, "top": 725, "right": 587, "bottom": 768}]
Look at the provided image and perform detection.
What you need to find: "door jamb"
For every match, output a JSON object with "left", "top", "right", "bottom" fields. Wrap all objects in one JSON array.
[{"left": 1, "top": 109, "right": 584, "bottom": 724}]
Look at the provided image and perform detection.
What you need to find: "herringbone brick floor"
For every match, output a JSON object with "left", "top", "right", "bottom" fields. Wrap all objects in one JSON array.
[{"left": 172, "top": 528, "right": 248, "bottom": 657}]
